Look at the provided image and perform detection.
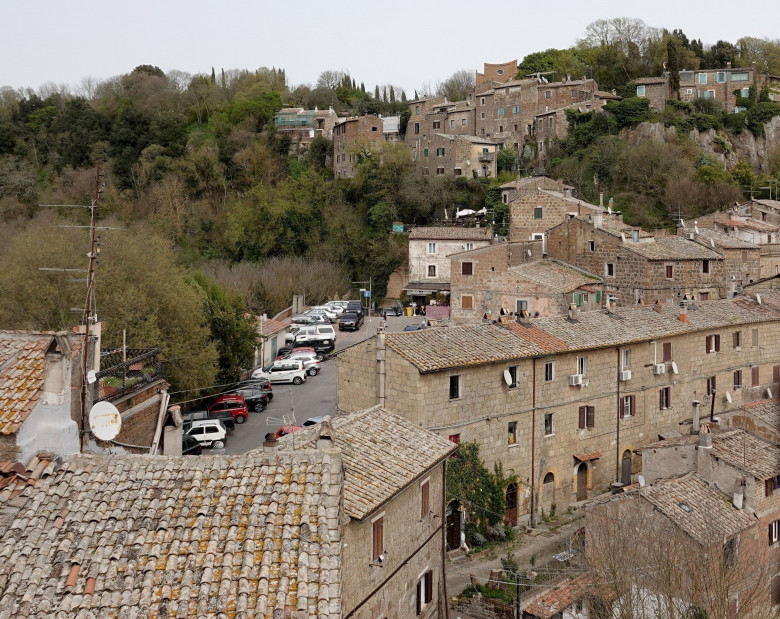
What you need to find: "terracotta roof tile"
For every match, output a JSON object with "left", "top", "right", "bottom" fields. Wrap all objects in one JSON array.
[
  {"left": 508, "top": 259, "right": 601, "bottom": 293},
  {"left": 522, "top": 574, "right": 590, "bottom": 619}
]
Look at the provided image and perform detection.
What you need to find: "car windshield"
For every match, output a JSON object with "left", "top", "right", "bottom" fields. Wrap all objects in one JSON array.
[{"left": 341, "top": 313, "right": 357, "bottom": 319}]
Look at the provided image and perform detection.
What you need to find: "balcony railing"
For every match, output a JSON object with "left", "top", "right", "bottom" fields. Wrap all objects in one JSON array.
[
  {"left": 94, "top": 348, "right": 163, "bottom": 403},
  {"left": 478, "top": 152, "right": 495, "bottom": 162}
]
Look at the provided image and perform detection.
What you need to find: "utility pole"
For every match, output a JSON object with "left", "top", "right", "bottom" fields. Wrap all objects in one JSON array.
[{"left": 515, "top": 572, "right": 521, "bottom": 619}]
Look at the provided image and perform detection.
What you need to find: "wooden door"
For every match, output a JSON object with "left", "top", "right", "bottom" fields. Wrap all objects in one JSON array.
[
  {"left": 622, "top": 451, "right": 632, "bottom": 487},
  {"left": 504, "top": 483, "right": 518, "bottom": 526},
  {"left": 576, "top": 464, "right": 588, "bottom": 501},
  {"left": 446, "top": 502, "right": 461, "bottom": 550}
]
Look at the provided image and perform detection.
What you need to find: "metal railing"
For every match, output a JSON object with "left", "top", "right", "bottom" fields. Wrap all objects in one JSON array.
[{"left": 94, "top": 348, "right": 162, "bottom": 403}]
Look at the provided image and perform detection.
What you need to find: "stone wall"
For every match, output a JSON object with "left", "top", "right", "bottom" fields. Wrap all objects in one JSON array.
[
  {"left": 409, "top": 237, "right": 491, "bottom": 283},
  {"left": 112, "top": 381, "right": 165, "bottom": 451},
  {"left": 509, "top": 190, "right": 598, "bottom": 243}
]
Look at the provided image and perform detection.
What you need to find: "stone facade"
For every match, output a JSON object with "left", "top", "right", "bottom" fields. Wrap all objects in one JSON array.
[
  {"left": 678, "top": 64, "right": 756, "bottom": 112},
  {"left": 407, "top": 226, "right": 493, "bottom": 287},
  {"left": 635, "top": 77, "right": 669, "bottom": 111},
  {"left": 507, "top": 186, "right": 600, "bottom": 243},
  {"left": 273, "top": 107, "right": 338, "bottom": 153},
  {"left": 337, "top": 295, "right": 780, "bottom": 522},
  {"left": 333, "top": 116, "right": 384, "bottom": 178},
  {"left": 415, "top": 133, "right": 498, "bottom": 178},
  {"left": 476, "top": 60, "right": 519, "bottom": 87}
]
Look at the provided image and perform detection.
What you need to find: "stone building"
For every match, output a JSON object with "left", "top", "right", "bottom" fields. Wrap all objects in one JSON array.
[
  {"left": 475, "top": 60, "right": 519, "bottom": 87},
  {"left": 546, "top": 213, "right": 761, "bottom": 306},
  {"left": 415, "top": 133, "right": 498, "bottom": 178},
  {"left": 472, "top": 78, "right": 540, "bottom": 147},
  {"left": 448, "top": 242, "right": 603, "bottom": 322},
  {"left": 332, "top": 115, "right": 384, "bottom": 178},
  {"left": 405, "top": 226, "right": 493, "bottom": 305},
  {"left": 276, "top": 409, "right": 457, "bottom": 618},
  {"left": 273, "top": 106, "right": 338, "bottom": 153},
  {"left": 678, "top": 63, "right": 757, "bottom": 111},
  {"left": 634, "top": 76, "right": 670, "bottom": 111},
  {"left": 337, "top": 294, "right": 780, "bottom": 524}
]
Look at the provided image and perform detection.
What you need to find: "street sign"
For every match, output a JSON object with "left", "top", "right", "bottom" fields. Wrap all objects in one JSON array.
[{"left": 363, "top": 290, "right": 371, "bottom": 297}]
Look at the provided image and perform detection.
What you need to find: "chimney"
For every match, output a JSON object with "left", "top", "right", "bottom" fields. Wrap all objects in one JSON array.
[
  {"left": 678, "top": 305, "right": 688, "bottom": 323},
  {"left": 608, "top": 197, "right": 614, "bottom": 211},
  {"left": 726, "top": 61, "right": 732, "bottom": 69},
  {"left": 691, "top": 400, "right": 701, "bottom": 435},
  {"left": 654, "top": 300, "right": 663, "bottom": 314},
  {"left": 599, "top": 193, "right": 604, "bottom": 208},
  {"left": 563, "top": 187, "right": 572, "bottom": 198},
  {"left": 733, "top": 478, "right": 745, "bottom": 510},
  {"left": 517, "top": 309, "right": 531, "bottom": 325},
  {"left": 317, "top": 416, "right": 336, "bottom": 450},
  {"left": 567, "top": 304, "right": 579, "bottom": 321},
  {"left": 593, "top": 212, "right": 603, "bottom": 229}
]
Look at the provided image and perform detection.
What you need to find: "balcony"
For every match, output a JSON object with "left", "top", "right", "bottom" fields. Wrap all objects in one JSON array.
[
  {"left": 478, "top": 152, "right": 495, "bottom": 162},
  {"left": 94, "top": 348, "right": 163, "bottom": 402}
]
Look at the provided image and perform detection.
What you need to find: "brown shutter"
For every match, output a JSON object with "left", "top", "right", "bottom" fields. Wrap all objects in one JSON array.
[
  {"left": 579, "top": 406, "right": 586, "bottom": 429},
  {"left": 770, "top": 523, "right": 774, "bottom": 546},
  {"left": 705, "top": 336, "right": 710, "bottom": 354},
  {"left": 767, "top": 479, "right": 774, "bottom": 497},
  {"left": 715, "top": 335, "right": 721, "bottom": 352},
  {"left": 425, "top": 571, "right": 433, "bottom": 603},
  {"left": 416, "top": 579, "right": 422, "bottom": 614},
  {"left": 753, "top": 366, "right": 760, "bottom": 386},
  {"left": 774, "top": 365, "right": 780, "bottom": 383},
  {"left": 630, "top": 396, "right": 636, "bottom": 416},
  {"left": 373, "top": 518, "right": 383, "bottom": 559},
  {"left": 587, "top": 406, "right": 595, "bottom": 428},
  {"left": 619, "top": 398, "right": 625, "bottom": 419},
  {"left": 663, "top": 343, "right": 672, "bottom": 362},
  {"left": 667, "top": 389, "right": 671, "bottom": 409}
]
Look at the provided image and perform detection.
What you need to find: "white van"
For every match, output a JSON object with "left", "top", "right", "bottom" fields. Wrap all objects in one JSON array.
[{"left": 286, "top": 324, "right": 336, "bottom": 346}]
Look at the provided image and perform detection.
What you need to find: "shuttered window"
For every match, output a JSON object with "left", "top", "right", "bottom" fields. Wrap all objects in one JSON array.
[
  {"left": 417, "top": 570, "right": 434, "bottom": 614},
  {"left": 578, "top": 406, "right": 595, "bottom": 429},
  {"left": 659, "top": 387, "right": 671, "bottom": 410},
  {"left": 461, "top": 262, "right": 473, "bottom": 275},
  {"left": 662, "top": 343, "right": 672, "bottom": 362},
  {"left": 420, "top": 480, "right": 429, "bottom": 519},
  {"left": 619, "top": 396, "right": 636, "bottom": 418},
  {"left": 774, "top": 365, "right": 780, "bottom": 383},
  {"left": 372, "top": 516, "right": 384, "bottom": 560},
  {"left": 752, "top": 366, "right": 760, "bottom": 386}
]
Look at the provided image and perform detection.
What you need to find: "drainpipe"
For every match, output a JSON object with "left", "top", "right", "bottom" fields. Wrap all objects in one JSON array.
[
  {"left": 530, "top": 358, "right": 537, "bottom": 528},
  {"left": 441, "top": 459, "right": 450, "bottom": 619},
  {"left": 377, "top": 333, "right": 386, "bottom": 408},
  {"left": 615, "top": 347, "right": 621, "bottom": 483}
]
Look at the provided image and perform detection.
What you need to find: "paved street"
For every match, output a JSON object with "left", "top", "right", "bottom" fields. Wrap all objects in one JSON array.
[{"left": 216, "top": 313, "right": 426, "bottom": 455}]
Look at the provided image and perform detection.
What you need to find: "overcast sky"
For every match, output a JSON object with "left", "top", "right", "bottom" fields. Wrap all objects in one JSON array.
[{"left": 3, "top": 0, "right": 777, "bottom": 97}]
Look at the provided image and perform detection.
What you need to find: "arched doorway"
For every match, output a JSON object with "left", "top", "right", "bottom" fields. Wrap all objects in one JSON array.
[
  {"left": 542, "top": 471, "right": 555, "bottom": 507},
  {"left": 621, "top": 450, "right": 632, "bottom": 487},
  {"left": 576, "top": 462, "right": 588, "bottom": 502},
  {"left": 505, "top": 483, "right": 518, "bottom": 526},
  {"left": 446, "top": 500, "right": 462, "bottom": 550}
]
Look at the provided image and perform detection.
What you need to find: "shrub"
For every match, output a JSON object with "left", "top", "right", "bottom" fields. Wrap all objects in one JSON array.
[
  {"left": 605, "top": 97, "right": 651, "bottom": 130},
  {"left": 746, "top": 102, "right": 780, "bottom": 137},
  {"left": 694, "top": 114, "right": 720, "bottom": 132},
  {"left": 724, "top": 112, "right": 747, "bottom": 134}
]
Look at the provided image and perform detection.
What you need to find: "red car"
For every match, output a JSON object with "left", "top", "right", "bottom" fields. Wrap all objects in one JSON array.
[
  {"left": 275, "top": 425, "right": 303, "bottom": 439},
  {"left": 207, "top": 395, "right": 249, "bottom": 424}
]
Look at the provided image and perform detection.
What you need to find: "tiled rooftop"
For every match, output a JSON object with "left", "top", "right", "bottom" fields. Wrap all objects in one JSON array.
[
  {"left": 634, "top": 76, "right": 668, "bottom": 84},
  {"left": 508, "top": 258, "right": 601, "bottom": 293},
  {"left": 408, "top": 226, "right": 493, "bottom": 241},
  {"left": 638, "top": 473, "right": 754, "bottom": 545},
  {"left": 625, "top": 235, "right": 722, "bottom": 260},
  {"left": 258, "top": 317, "right": 288, "bottom": 337},
  {"left": 0, "top": 332, "right": 56, "bottom": 435},
  {"left": 738, "top": 398, "right": 780, "bottom": 438},
  {"left": 0, "top": 452, "right": 344, "bottom": 618},
  {"left": 711, "top": 429, "right": 780, "bottom": 480},
  {"left": 689, "top": 227, "right": 759, "bottom": 250},
  {"left": 522, "top": 574, "right": 589, "bottom": 619},
  {"left": 385, "top": 324, "right": 545, "bottom": 372},
  {"left": 715, "top": 217, "right": 779, "bottom": 233},
  {"left": 274, "top": 408, "right": 456, "bottom": 520}
]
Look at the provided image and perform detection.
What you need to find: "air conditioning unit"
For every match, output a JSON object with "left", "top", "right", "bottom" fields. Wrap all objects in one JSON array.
[
  {"left": 619, "top": 369, "right": 632, "bottom": 381},
  {"left": 569, "top": 374, "right": 583, "bottom": 386},
  {"left": 653, "top": 363, "right": 666, "bottom": 375}
]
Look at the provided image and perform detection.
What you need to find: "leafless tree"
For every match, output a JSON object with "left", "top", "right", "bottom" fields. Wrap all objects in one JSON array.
[
  {"left": 436, "top": 69, "right": 475, "bottom": 102},
  {"left": 316, "top": 70, "right": 346, "bottom": 91}
]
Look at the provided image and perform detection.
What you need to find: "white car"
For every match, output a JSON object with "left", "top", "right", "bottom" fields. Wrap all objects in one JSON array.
[
  {"left": 286, "top": 325, "right": 337, "bottom": 346},
  {"left": 252, "top": 359, "right": 308, "bottom": 384},
  {"left": 302, "top": 312, "right": 330, "bottom": 324},
  {"left": 325, "top": 300, "right": 349, "bottom": 313},
  {"left": 311, "top": 305, "right": 341, "bottom": 318},
  {"left": 185, "top": 420, "right": 228, "bottom": 449},
  {"left": 285, "top": 352, "right": 321, "bottom": 376},
  {"left": 305, "top": 308, "right": 337, "bottom": 322}
]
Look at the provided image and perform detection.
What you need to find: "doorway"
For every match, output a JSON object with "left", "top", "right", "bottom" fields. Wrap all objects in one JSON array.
[
  {"left": 446, "top": 500, "right": 461, "bottom": 550},
  {"left": 504, "top": 483, "right": 518, "bottom": 526},
  {"left": 576, "top": 463, "right": 588, "bottom": 502},
  {"left": 621, "top": 450, "right": 632, "bottom": 487}
]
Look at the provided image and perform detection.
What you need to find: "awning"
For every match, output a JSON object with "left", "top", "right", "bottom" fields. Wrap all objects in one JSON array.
[
  {"left": 574, "top": 450, "right": 602, "bottom": 462},
  {"left": 403, "top": 282, "right": 451, "bottom": 295}
]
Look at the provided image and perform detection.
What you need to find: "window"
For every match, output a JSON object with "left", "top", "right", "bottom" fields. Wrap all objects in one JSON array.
[
  {"left": 741, "top": 87, "right": 750, "bottom": 97},
  {"left": 507, "top": 366, "right": 518, "bottom": 389},
  {"left": 574, "top": 292, "right": 583, "bottom": 307},
  {"left": 450, "top": 119, "right": 455, "bottom": 129},
  {"left": 659, "top": 387, "right": 671, "bottom": 410},
  {"left": 606, "top": 263, "right": 615, "bottom": 277},
  {"left": 588, "top": 240, "right": 595, "bottom": 252},
  {"left": 622, "top": 349, "right": 631, "bottom": 369},
  {"left": 461, "top": 295, "right": 473, "bottom": 310},
  {"left": 461, "top": 261, "right": 473, "bottom": 275},
  {"left": 705, "top": 334, "right": 721, "bottom": 353},
  {"left": 702, "top": 259, "right": 710, "bottom": 273},
  {"left": 427, "top": 265, "right": 436, "bottom": 277},
  {"left": 449, "top": 375, "right": 461, "bottom": 400},
  {"left": 578, "top": 406, "right": 595, "bottom": 429},
  {"left": 723, "top": 538, "right": 737, "bottom": 569},
  {"left": 707, "top": 376, "right": 716, "bottom": 396},
  {"left": 427, "top": 242, "right": 437, "bottom": 254},
  {"left": 414, "top": 122, "right": 420, "bottom": 134},
  {"left": 436, "top": 147, "right": 445, "bottom": 157},
  {"left": 415, "top": 105, "right": 420, "bottom": 114},
  {"left": 498, "top": 107, "right": 504, "bottom": 116},
  {"left": 752, "top": 329, "right": 759, "bottom": 347},
  {"left": 663, "top": 342, "right": 672, "bottom": 362},
  {"left": 620, "top": 395, "right": 636, "bottom": 418},
  {"left": 698, "top": 73, "right": 708, "bottom": 84},
  {"left": 372, "top": 515, "right": 384, "bottom": 561},
  {"left": 578, "top": 357, "right": 587, "bottom": 376},
  {"left": 752, "top": 366, "right": 760, "bottom": 386},
  {"left": 665, "top": 264, "right": 674, "bottom": 279},
  {"left": 733, "top": 331, "right": 742, "bottom": 349},
  {"left": 420, "top": 479, "right": 430, "bottom": 519},
  {"left": 432, "top": 121, "right": 441, "bottom": 129},
  {"left": 544, "top": 413, "right": 553, "bottom": 436},
  {"left": 513, "top": 105, "right": 520, "bottom": 113},
  {"left": 734, "top": 370, "right": 742, "bottom": 388},
  {"left": 417, "top": 570, "right": 434, "bottom": 614},
  {"left": 571, "top": 89, "right": 578, "bottom": 98},
  {"left": 508, "top": 421, "right": 517, "bottom": 444},
  {"left": 767, "top": 475, "right": 780, "bottom": 497},
  {"left": 704, "top": 89, "right": 715, "bottom": 99},
  {"left": 480, "top": 97, "right": 485, "bottom": 105},
  {"left": 371, "top": 126, "right": 377, "bottom": 131},
  {"left": 545, "top": 90, "right": 551, "bottom": 99},
  {"left": 769, "top": 520, "right": 780, "bottom": 545},
  {"left": 544, "top": 362, "right": 554, "bottom": 382},
  {"left": 533, "top": 207, "right": 543, "bottom": 219},
  {"left": 480, "top": 112, "right": 486, "bottom": 119},
  {"left": 465, "top": 242, "right": 474, "bottom": 251},
  {"left": 462, "top": 118, "right": 467, "bottom": 125},
  {"left": 732, "top": 72, "right": 750, "bottom": 82},
  {"left": 636, "top": 85, "right": 646, "bottom": 97},
  {"left": 716, "top": 71, "right": 727, "bottom": 83},
  {"left": 423, "top": 148, "right": 429, "bottom": 157}
]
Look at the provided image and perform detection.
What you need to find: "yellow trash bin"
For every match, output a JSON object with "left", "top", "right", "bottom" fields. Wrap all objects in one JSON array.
[{"left": 404, "top": 307, "right": 413, "bottom": 316}]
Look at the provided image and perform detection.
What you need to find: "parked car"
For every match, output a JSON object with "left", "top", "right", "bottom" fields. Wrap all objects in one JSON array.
[
  {"left": 252, "top": 359, "right": 308, "bottom": 384},
  {"left": 286, "top": 325, "right": 336, "bottom": 346},
  {"left": 276, "top": 346, "right": 315, "bottom": 360},
  {"left": 303, "top": 416, "right": 324, "bottom": 426},
  {"left": 302, "top": 312, "right": 329, "bottom": 324},
  {"left": 280, "top": 341, "right": 334, "bottom": 361},
  {"left": 185, "top": 419, "right": 228, "bottom": 449},
  {"left": 309, "top": 306, "right": 339, "bottom": 320},
  {"left": 239, "top": 378, "right": 272, "bottom": 398},
  {"left": 226, "top": 387, "right": 271, "bottom": 412},
  {"left": 291, "top": 315, "right": 316, "bottom": 325},
  {"left": 293, "top": 353, "right": 321, "bottom": 376},
  {"left": 183, "top": 409, "right": 235, "bottom": 431},
  {"left": 316, "top": 304, "right": 344, "bottom": 316},
  {"left": 205, "top": 394, "right": 249, "bottom": 424},
  {"left": 346, "top": 300, "right": 364, "bottom": 316},
  {"left": 382, "top": 305, "right": 402, "bottom": 318},
  {"left": 182, "top": 433, "right": 203, "bottom": 455},
  {"left": 339, "top": 312, "right": 364, "bottom": 331},
  {"left": 275, "top": 424, "right": 303, "bottom": 438}
]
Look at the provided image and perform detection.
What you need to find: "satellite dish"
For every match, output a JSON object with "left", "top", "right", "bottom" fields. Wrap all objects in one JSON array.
[
  {"left": 638, "top": 475, "right": 646, "bottom": 488},
  {"left": 89, "top": 401, "right": 121, "bottom": 441},
  {"left": 86, "top": 370, "right": 96, "bottom": 385},
  {"left": 726, "top": 391, "right": 733, "bottom": 404},
  {"left": 768, "top": 388, "right": 774, "bottom": 399},
  {"left": 671, "top": 361, "right": 679, "bottom": 375},
  {"left": 503, "top": 370, "right": 513, "bottom": 386}
]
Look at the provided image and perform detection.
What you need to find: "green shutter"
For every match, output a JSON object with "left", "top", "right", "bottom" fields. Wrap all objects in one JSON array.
[
  {"left": 575, "top": 293, "right": 583, "bottom": 307},
  {"left": 424, "top": 148, "right": 428, "bottom": 157},
  {"left": 595, "top": 290, "right": 602, "bottom": 303}
]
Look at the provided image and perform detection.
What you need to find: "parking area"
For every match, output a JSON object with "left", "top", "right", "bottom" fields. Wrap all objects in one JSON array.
[{"left": 214, "top": 314, "right": 426, "bottom": 455}]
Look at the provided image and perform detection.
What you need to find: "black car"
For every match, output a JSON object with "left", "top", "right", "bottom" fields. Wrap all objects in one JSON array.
[
  {"left": 239, "top": 378, "right": 273, "bottom": 398},
  {"left": 228, "top": 387, "right": 271, "bottom": 412},
  {"left": 283, "top": 339, "right": 335, "bottom": 360},
  {"left": 346, "top": 300, "right": 364, "bottom": 316},
  {"left": 339, "top": 312, "right": 364, "bottom": 331},
  {"left": 182, "top": 433, "right": 203, "bottom": 455}
]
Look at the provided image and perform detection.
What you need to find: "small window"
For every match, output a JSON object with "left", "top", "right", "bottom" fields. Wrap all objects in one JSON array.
[
  {"left": 578, "top": 406, "right": 595, "bottom": 429},
  {"left": 372, "top": 515, "right": 384, "bottom": 560},
  {"left": 752, "top": 366, "right": 760, "bottom": 387},
  {"left": 705, "top": 334, "right": 721, "bottom": 353},
  {"left": 513, "top": 105, "right": 520, "bottom": 113},
  {"left": 450, "top": 119, "right": 455, "bottom": 129},
  {"left": 448, "top": 434, "right": 460, "bottom": 445},
  {"left": 544, "top": 413, "right": 553, "bottom": 436},
  {"left": 733, "top": 331, "right": 742, "bottom": 349},
  {"left": 462, "top": 118, "right": 467, "bottom": 125},
  {"left": 544, "top": 362, "right": 554, "bottom": 382},
  {"left": 465, "top": 243, "right": 474, "bottom": 251},
  {"left": 752, "top": 329, "right": 759, "bottom": 347},
  {"left": 427, "top": 265, "right": 436, "bottom": 277},
  {"left": 734, "top": 370, "right": 742, "bottom": 388},
  {"left": 663, "top": 342, "right": 672, "bottom": 362},
  {"left": 461, "top": 295, "right": 473, "bottom": 310},
  {"left": 498, "top": 107, "right": 504, "bottom": 116},
  {"left": 414, "top": 122, "right": 420, "bottom": 134},
  {"left": 588, "top": 240, "right": 595, "bottom": 252},
  {"left": 622, "top": 349, "right": 631, "bottom": 369},
  {"left": 533, "top": 207, "right": 543, "bottom": 219},
  {"left": 659, "top": 387, "right": 671, "bottom": 410},
  {"left": 423, "top": 148, "right": 429, "bottom": 157},
  {"left": 606, "top": 263, "right": 615, "bottom": 277},
  {"left": 636, "top": 85, "right": 646, "bottom": 97},
  {"left": 508, "top": 421, "right": 517, "bottom": 444},
  {"left": 436, "top": 147, "right": 446, "bottom": 157},
  {"left": 723, "top": 538, "right": 737, "bottom": 569},
  {"left": 507, "top": 366, "right": 518, "bottom": 389},
  {"left": 703, "top": 259, "right": 710, "bottom": 273},
  {"left": 516, "top": 299, "right": 528, "bottom": 313},
  {"left": 707, "top": 376, "right": 716, "bottom": 396},
  {"left": 480, "top": 112, "right": 485, "bottom": 119},
  {"left": 665, "top": 265, "right": 674, "bottom": 279},
  {"left": 620, "top": 395, "right": 636, "bottom": 418},
  {"left": 427, "top": 242, "right": 437, "bottom": 254},
  {"left": 698, "top": 73, "right": 708, "bottom": 84},
  {"left": 480, "top": 97, "right": 485, "bottom": 105},
  {"left": 432, "top": 121, "right": 441, "bottom": 129},
  {"left": 769, "top": 520, "right": 780, "bottom": 546},
  {"left": 574, "top": 292, "right": 583, "bottom": 307},
  {"left": 461, "top": 262, "right": 473, "bottom": 276},
  {"left": 416, "top": 570, "right": 433, "bottom": 614},
  {"left": 420, "top": 480, "right": 430, "bottom": 519},
  {"left": 449, "top": 375, "right": 461, "bottom": 400},
  {"left": 371, "top": 126, "right": 377, "bottom": 131},
  {"left": 545, "top": 90, "right": 551, "bottom": 99},
  {"left": 578, "top": 357, "right": 587, "bottom": 376},
  {"left": 571, "top": 89, "right": 577, "bottom": 98},
  {"left": 716, "top": 71, "right": 727, "bottom": 83}
]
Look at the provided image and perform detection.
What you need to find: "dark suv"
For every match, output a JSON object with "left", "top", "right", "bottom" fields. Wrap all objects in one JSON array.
[
  {"left": 339, "top": 312, "right": 364, "bottom": 331},
  {"left": 346, "top": 300, "right": 364, "bottom": 316},
  {"left": 227, "top": 387, "right": 271, "bottom": 412}
]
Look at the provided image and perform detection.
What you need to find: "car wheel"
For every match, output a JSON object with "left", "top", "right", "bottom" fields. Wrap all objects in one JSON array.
[
  {"left": 213, "top": 440, "right": 225, "bottom": 449},
  {"left": 235, "top": 415, "right": 246, "bottom": 424},
  {"left": 307, "top": 368, "right": 318, "bottom": 376},
  {"left": 293, "top": 376, "right": 303, "bottom": 385},
  {"left": 254, "top": 402, "right": 266, "bottom": 412},
  {"left": 315, "top": 352, "right": 324, "bottom": 361}
]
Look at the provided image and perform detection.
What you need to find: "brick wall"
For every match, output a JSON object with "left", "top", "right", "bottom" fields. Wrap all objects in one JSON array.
[
  {"left": 333, "top": 116, "right": 384, "bottom": 178},
  {"left": 112, "top": 381, "right": 165, "bottom": 451}
]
